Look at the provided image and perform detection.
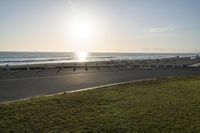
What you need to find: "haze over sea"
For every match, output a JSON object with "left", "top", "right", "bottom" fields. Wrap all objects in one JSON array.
[{"left": 0, "top": 52, "right": 198, "bottom": 66}]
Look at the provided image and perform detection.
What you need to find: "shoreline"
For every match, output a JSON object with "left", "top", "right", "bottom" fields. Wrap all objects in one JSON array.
[
  {"left": 1, "top": 55, "right": 200, "bottom": 70},
  {"left": 0, "top": 52, "right": 199, "bottom": 66}
]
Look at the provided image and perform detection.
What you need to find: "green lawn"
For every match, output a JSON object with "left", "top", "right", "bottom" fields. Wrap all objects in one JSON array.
[{"left": 1, "top": 77, "right": 200, "bottom": 133}]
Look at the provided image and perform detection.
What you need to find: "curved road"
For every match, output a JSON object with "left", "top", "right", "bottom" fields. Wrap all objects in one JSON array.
[{"left": 0, "top": 67, "right": 200, "bottom": 102}]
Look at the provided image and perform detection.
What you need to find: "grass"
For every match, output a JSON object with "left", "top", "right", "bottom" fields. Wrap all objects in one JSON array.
[{"left": 1, "top": 77, "right": 200, "bottom": 133}]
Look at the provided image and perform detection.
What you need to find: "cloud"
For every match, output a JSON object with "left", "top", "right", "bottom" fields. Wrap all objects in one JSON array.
[{"left": 145, "top": 27, "right": 174, "bottom": 33}]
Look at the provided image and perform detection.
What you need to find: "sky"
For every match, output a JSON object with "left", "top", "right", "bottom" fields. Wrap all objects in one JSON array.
[{"left": 0, "top": 0, "right": 200, "bottom": 53}]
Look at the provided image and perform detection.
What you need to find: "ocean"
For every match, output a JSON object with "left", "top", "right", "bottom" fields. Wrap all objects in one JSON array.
[{"left": 0, "top": 52, "right": 198, "bottom": 66}]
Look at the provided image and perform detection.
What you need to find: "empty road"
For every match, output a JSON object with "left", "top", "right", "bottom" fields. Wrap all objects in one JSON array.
[{"left": 0, "top": 67, "right": 200, "bottom": 102}]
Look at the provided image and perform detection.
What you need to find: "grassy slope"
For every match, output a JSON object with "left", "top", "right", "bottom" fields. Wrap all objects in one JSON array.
[{"left": 1, "top": 77, "right": 200, "bottom": 133}]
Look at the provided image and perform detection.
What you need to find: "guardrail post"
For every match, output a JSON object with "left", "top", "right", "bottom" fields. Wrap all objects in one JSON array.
[{"left": 5, "top": 64, "right": 10, "bottom": 72}]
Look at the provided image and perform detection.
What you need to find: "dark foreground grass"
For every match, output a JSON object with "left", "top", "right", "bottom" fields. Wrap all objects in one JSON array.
[{"left": 1, "top": 77, "right": 200, "bottom": 133}]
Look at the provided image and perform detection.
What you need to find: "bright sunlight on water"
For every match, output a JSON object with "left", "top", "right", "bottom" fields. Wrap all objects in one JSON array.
[{"left": 76, "top": 51, "right": 89, "bottom": 62}]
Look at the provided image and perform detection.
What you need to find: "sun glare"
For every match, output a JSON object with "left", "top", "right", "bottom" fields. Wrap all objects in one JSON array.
[
  {"left": 76, "top": 51, "right": 88, "bottom": 62},
  {"left": 66, "top": 13, "right": 99, "bottom": 52},
  {"left": 71, "top": 20, "right": 94, "bottom": 40},
  {"left": 68, "top": 15, "right": 96, "bottom": 42}
]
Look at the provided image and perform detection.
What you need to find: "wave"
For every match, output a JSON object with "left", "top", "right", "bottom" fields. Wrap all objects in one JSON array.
[
  {"left": 0, "top": 52, "right": 198, "bottom": 66},
  {"left": 0, "top": 57, "right": 74, "bottom": 63}
]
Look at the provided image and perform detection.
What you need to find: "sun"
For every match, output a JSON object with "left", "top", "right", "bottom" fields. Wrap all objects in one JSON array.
[
  {"left": 68, "top": 15, "right": 96, "bottom": 43},
  {"left": 71, "top": 19, "right": 94, "bottom": 41},
  {"left": 66, "top": 13, "right": 99, "bottom": 52}
]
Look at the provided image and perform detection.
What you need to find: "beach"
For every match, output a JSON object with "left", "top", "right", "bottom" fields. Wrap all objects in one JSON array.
[
  {"left": 1, "top": 1, "right": 200, "bottom": 131},
  {"left": 1, "top": 55, "right": 200, "bottom": 103}
]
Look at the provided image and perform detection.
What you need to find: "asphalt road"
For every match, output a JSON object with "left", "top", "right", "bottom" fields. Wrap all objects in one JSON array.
[{"left": 0, "top": 67, "right": 200, "bottom": 102}]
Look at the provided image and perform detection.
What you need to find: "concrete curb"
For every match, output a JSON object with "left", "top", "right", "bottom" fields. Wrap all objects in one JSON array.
[
  {"left": 8, "top": 75, "right": 198, "bottom": 105},
  {"left": 1, "top": 77, "right": 161, "bottom": 105}
]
